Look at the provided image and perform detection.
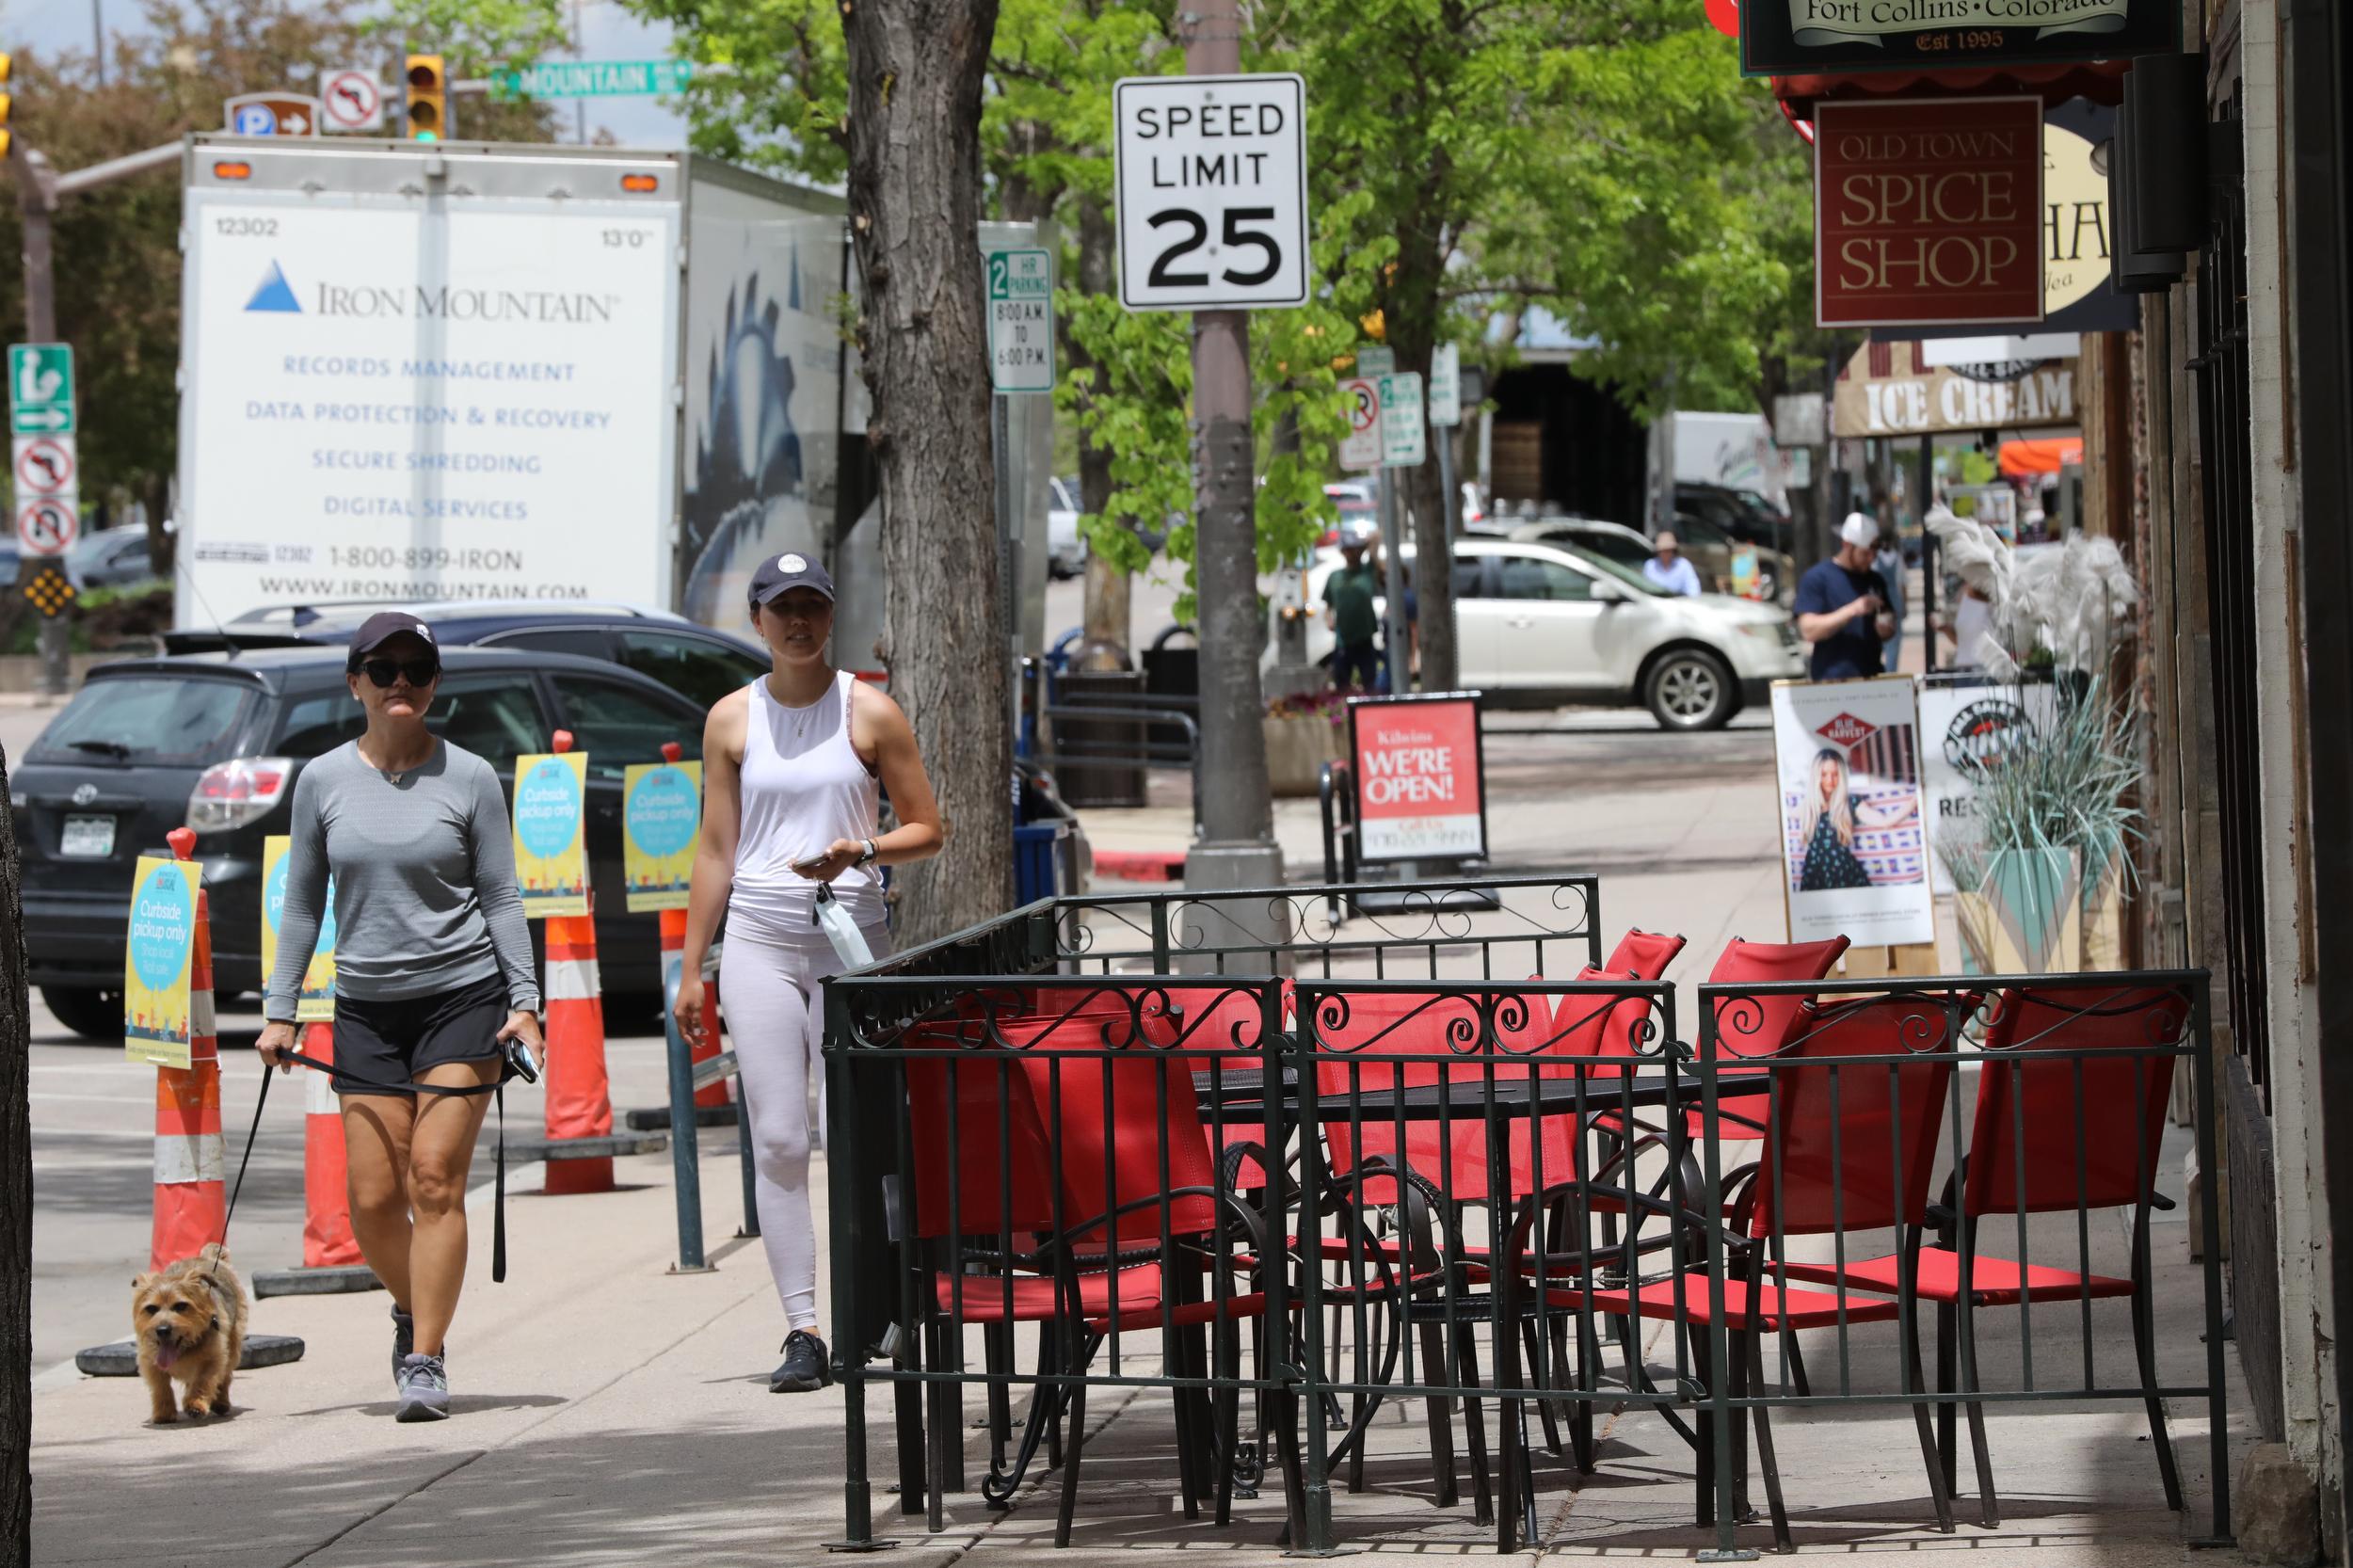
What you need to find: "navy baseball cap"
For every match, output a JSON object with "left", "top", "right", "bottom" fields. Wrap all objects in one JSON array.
[
  {"left": 748, "top": 551, "right": 836, "bottom": 608},
  {"left": 346, "top": 610, "right": 438, "bottom": 671}
]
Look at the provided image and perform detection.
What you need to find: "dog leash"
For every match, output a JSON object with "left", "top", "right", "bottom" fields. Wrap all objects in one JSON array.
[{"left": 223, "top": 1044, "right": 530, "bottom": 1284}]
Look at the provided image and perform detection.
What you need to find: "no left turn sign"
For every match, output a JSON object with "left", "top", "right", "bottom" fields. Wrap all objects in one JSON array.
[
  {"left": 320, "top": 70, "right": 385, "bottom": 133},
  {"left": 14, "top": 435, "right": 74, "bottom": 495},
  {"left": 16, "top": 495, "right": 78, "bottom": 556}
]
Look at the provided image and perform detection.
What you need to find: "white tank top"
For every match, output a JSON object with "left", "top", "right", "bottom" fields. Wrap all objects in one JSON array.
[{"left": 728, "top": 670, "right": 885, "bottom": 943}]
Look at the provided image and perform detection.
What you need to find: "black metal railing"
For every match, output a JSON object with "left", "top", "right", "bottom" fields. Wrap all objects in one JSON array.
[{"left": 820, "top": 886, "right": 2226, "bottom": 1560}]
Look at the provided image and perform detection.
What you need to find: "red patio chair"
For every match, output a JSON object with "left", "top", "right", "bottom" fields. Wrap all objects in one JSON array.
[
  {"left": 1694, "top": 935, "right": 1851, "bottom": 1140},
  {"left": 1782, "top": 983, "right": 2191, "bottom": 1528},
  {"left": 906, "top": 1016, "right": 1268, "bottom": 1545},
  {"left": 1547, "top": 992, "right": 1961, "bottom": 1550},
  {"left": 1605, "top": 928, "right": 1687, "bottom": 980}
]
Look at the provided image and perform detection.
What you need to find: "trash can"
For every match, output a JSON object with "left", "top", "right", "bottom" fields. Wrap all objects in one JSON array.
[
  {"left": 1014, "top": 821, "right": 1067, "bottom": 905},
  {"left": 1049, "top": 669, "right": 1149, "bottom": 808},
  {"left": 1141, "top": 625, "right": 1199, "bottom": 753}
]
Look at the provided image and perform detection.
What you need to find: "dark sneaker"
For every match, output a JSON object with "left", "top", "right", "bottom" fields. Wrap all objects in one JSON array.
[
  {"left": 391, "top": 1308, "right": 414, "bottom": 1392},
  {"left": 770, "top": 1330, "right": 831, "bottom": 1393},
  {"left": 395, "top": 1352, "right": 450, "bottom": 1421}
]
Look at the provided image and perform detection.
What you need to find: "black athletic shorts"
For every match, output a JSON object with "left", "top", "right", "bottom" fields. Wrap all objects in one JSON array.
[{"left": 331, "top": 973, "right": 511, "bottom": 1097}]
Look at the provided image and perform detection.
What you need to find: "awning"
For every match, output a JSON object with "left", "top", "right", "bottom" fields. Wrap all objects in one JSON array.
[
  {"left": 1999, "top": 438, "right": 2085, "bottom": 477},
  {"left": 1771, "top": 60, "right": 2131, "bottom": 115}
]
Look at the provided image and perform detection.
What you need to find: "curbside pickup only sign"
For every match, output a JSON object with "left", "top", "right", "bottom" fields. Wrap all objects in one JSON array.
[{"left": 1348, "top": 693, "right": 1488, "bottom": 864}]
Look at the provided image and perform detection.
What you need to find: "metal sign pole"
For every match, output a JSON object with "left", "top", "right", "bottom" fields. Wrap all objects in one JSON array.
[
  {"left": 992, "top": 392, "right": 1019, "bottom": 775},
  {"left": 1379, "top": 467, "right": 1407, "bottom": 695}
]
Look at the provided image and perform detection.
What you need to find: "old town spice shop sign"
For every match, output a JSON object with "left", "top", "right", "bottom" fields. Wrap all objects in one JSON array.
[
  {"left": 1816, "top": 97, "right": 2043, "bottom": 328},
  {"left": 1348, "top": 694, "right": 1488, "bottom": 864},
  {"left": 1741, "top": 0, "right": 2177, "bottom": 76}
]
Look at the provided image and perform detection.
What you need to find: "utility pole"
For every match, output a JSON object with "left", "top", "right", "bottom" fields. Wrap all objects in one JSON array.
[
  {"left": 13, "top": 145, "right": 67, "bottom": 699},
  {"left": 1178, "top": 0, "right": 1285, "bottom": 917}
]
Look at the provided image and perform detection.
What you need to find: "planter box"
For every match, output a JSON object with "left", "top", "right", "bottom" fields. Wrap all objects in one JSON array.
[
  {"left": 1263, "top": 714, "right": 1343, "bottom": 797},
  {"left": 1954, "top": 846, "right": 2082, "bottom": 975}
]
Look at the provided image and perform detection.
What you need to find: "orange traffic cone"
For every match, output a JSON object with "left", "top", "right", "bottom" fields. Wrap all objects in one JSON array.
[
  {"left": 542, "top": 730, "right": 615, "bottom": 1195},
  {"left": 152, "top": 828, "right": 224, "bottom": 1272},
  {"left": 662, "top": 906, "right": 729, "bottom": 1110},
  {"left": 299, "top": 1019, "right": 362, "bottom": 1266}
]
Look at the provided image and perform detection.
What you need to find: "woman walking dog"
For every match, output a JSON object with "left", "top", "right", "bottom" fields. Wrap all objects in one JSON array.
[
  {"left": 257, "top": 611, "right": 543, "bottom": 1422},
  {"left": 675, "top": 552, "right": 943, "bottom": 1393}
]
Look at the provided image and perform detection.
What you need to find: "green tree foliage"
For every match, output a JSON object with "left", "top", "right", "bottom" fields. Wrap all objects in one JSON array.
[{"left": 632, "top": 0, "right": 1809, "bottom": 615}]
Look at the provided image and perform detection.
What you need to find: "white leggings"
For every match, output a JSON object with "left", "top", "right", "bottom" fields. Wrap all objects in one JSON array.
[{"left": 718, "top": 920, "right": 891, "bottom": 1328}]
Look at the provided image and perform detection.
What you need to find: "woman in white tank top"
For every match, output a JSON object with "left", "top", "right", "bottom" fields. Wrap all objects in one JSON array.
[{"left": 674, "top": 552, "right": 943, "bottom": 1393}]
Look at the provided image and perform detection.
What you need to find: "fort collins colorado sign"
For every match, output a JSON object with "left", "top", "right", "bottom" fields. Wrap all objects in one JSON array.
[
  {"left": 1741, "top": 0, "right": 2178, "bottom": 76},
  {"left": 1816, "top": 97, "right": 2043, "bottom": 328}
]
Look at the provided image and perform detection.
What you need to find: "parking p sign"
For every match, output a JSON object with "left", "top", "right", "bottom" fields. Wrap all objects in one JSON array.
[{"left": 1113, "top": 73, "right": 1309, "bottom": 312}]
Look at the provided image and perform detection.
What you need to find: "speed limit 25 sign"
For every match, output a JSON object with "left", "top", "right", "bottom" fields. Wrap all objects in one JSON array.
[{"left": 1113, "top": 73, "right": 1309, "bottom": 312}]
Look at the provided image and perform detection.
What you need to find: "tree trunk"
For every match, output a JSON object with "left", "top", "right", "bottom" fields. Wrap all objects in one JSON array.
[
  {"left": 844, "top": 0, "right": 1009, "bottom": 942},
  {"left": 1071, "top": 197, "right": 1129, "bottom": 657},
  {"left": 1387, "top": 220, "right": 1457, "bottom": 693},
  {"left": 144, "top": 473, "right": 173, "bottom": 581},
  {"left": 1, "top": 739, "right": 31, "bottom": 1566}
]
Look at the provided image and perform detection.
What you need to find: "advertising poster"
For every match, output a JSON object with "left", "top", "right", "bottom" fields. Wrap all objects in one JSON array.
[
  {"left": 1916, "top": 677, "right": 2061, "bottom": 896},
  {"left": 125, "top": 856, "right": 199, "bottom": 1067},
  {"left": 261, "top": 836, "right": 338, "bottom": 1019},
  {"left": 1350, "top": 694, "right": 1487, "bottom": 863},
  {"left": 622, "top": 760, "right": 701, "bottom": 912},
  {"left": 1771, "top": 676, "right": 1935, "bottom": 948},
  {"left": 513, "top": 751, "right": 591, "bottom": 918},
  {"left": 177, "top": 188, "right": 682, "bottom": 624}
]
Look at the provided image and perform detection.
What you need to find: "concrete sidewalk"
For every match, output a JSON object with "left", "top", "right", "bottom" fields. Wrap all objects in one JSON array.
[{"left": 30, "top": 1096, "right": 2252, "bottom": 1566}]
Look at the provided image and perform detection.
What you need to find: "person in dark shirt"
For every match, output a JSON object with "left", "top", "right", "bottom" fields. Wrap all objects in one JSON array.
[
  {"left": 1322, "top": 538, "right": 1382, "bottom": 690},
  {"left": 1793, "top": 512, "right": 1898, "bottom": 680}
]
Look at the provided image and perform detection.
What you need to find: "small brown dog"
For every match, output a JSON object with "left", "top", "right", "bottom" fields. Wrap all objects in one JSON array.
[{"left": 133, "top": 1242, "right": 248, "bottom": 1423}]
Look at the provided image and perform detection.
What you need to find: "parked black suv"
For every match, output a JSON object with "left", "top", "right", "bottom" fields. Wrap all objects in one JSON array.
[
  {"left": 168, "top": 600, "right": 774, "bottom": 712},
  {"left": 11, "top": 646, "right": 708, "bottom": 1040}
]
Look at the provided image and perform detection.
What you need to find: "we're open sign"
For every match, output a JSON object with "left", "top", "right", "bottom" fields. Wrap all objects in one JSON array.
[{"left": 1349, "top": 694, "right": 1487, "bottom": 864}]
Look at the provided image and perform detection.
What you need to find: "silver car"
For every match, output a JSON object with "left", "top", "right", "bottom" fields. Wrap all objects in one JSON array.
[{"left": 1286, "top": 536, "right": 1803, "bottom": 729}]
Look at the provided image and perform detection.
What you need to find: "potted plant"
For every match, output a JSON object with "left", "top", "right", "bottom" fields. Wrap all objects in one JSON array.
[
  {"left": 1929, "top": 506, "right": 2142, "bottom": 974},
  {"left": 1262, "top": 688, "right": 1348, "bottom": 796}
]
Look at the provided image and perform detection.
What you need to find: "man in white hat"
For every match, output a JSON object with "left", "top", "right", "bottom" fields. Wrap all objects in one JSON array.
[{"left": 1792, "top": 511, "right": 1898, "bottom": 680}]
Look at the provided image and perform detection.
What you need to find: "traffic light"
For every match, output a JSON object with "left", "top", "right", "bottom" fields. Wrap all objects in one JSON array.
[
  {"left": 0, "top": 53, "right": 15, "bottom": 160},
  {"left": 404, "top": 54, "right": 447, "bottom": 141}
]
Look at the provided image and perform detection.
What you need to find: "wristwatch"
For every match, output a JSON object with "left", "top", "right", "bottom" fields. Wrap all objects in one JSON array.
[{"left": 855, "top": 838, "right": 879, "bottom": 866}]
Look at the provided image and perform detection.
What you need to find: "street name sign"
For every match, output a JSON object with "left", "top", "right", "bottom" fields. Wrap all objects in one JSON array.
[
  {"left": 1338, "top": 377, "right": 1382, "bottom": 469},
  {"left": 8, "top": 344, "right": 73, "bottom": 436},
  {"left": 492, "top": 60, "right": 696, "bottom": 99},
  {"left": 1354, "top": 345, "right": 1395, "bottom": 379},
  {"left": 224, "top": 92, "right": 322, "bottom": 136},
  {"left": 1378, "top": 373, "right": 1426, "bottom": 467},
  {"left": 319, "top": 69, "right": 385, "bottom": 132},
  {"left": 985, "top": 248, "right": 1055, "bottom": 393},
  {"left": 1113, "top": 72, "right": 1309, "bottom": 312},
  {"left": 1429, "top": 344, "right": 1461, "bottom": 426}
]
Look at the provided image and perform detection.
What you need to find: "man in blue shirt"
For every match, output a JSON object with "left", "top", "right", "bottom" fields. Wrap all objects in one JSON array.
[
  {"left": 1793, "top": 513, "right": 1898, "bottom": 680},
  {"left": 1641, "top": 530, "right": 1703, "bottom": 597}
]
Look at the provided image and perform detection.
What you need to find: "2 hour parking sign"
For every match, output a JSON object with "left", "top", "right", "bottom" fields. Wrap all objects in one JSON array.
[{"left": 1113, "top": 73, "right": 1309, "bottom": 312}]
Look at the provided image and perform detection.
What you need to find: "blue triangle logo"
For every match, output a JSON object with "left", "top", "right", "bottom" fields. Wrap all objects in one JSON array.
[{"left": 245, "top": 262, "right": 300, "bottom": 313}]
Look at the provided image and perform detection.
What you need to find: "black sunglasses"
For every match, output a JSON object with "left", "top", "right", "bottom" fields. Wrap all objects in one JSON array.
[{"left": 360, "top": 656, "right": 440, "bottom": 688}]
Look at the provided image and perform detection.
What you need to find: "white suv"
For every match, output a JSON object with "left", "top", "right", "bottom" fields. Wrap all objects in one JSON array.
[{"left": 1288, "top": 536, "right": 1804, "bottom": 729}]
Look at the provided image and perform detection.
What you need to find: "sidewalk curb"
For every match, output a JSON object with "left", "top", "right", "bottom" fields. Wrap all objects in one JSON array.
[{"left": 1090, "top": 848, "right": 1187, "bottom": 882}]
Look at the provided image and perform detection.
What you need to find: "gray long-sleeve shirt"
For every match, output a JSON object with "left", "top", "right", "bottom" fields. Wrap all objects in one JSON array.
[{"left": 264, "top": 739, "right": 541, "bottom": 1023}]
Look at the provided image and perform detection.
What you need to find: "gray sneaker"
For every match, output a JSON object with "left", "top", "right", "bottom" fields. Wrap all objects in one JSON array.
[
  {"left": 391, "top": 1308, "right": 414, "bottom": 1392},
  {"left": 395, "top": 1352, "right": 450, "bottom": 1422}
]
